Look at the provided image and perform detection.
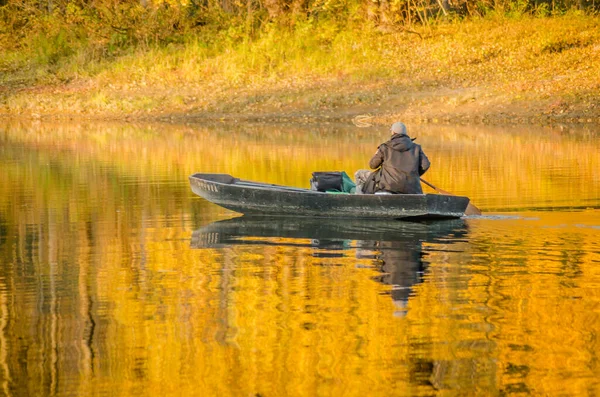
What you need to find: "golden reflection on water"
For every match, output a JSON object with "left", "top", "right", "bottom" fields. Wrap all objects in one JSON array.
[
  {"left": 1, "top": 120, "right": 599, "bottom": 211},
  {"left": 0, "top": 120, "right": 600, "bottom": 396}
]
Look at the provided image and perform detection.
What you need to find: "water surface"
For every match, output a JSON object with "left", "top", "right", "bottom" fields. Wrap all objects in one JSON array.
[{"left": 0, "top": 120, "right": 599, "bottom": 396}]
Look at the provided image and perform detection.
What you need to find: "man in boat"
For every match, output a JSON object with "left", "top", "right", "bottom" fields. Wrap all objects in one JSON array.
[{"left": 358, "top": 122, "right": 430, "bottom": 194}]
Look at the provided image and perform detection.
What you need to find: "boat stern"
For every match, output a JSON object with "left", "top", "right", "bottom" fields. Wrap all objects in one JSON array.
[{"left": 424, "top": 194, "right": 470, "bottom": 218}]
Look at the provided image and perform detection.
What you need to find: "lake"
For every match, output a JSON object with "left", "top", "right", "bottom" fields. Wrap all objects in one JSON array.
[{"left": 1, "top": 120, "right": 599, "bottom": 396}]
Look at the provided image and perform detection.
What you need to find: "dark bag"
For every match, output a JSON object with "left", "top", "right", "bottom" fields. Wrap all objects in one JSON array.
[
  {"left": 310, "top": 172, "right": 343, "bottom": 192},
  {"left": 361, "top": 169, "right": 380, "bottom": 194}
]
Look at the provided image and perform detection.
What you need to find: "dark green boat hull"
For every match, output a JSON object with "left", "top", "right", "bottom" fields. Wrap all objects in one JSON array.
[{"left": 189, "top": 173, "right": 470, "bottom": 219}]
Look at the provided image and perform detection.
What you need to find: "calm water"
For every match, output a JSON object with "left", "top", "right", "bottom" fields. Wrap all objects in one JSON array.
[{"left": 1, "top": 120, "right": 600, "bottom": 396}]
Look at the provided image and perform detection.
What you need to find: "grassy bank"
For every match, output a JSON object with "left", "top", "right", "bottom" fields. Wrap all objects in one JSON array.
[{"left": 1, "top": 13, "right": 600, "bottom": 124}]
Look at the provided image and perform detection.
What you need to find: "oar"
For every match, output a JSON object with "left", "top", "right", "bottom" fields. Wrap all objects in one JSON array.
[{"left": 420, "top": 178, "right": 482, "bottom": 216}]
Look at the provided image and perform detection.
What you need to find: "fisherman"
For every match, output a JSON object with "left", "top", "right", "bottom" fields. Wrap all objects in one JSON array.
[{"left": 357, "top": 122, "right": 430, "bottom": 194}]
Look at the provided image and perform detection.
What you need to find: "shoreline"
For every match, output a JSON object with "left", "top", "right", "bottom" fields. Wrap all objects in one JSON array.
[{"left": 2, "top": 91, "right": 599, "bottom": 126}]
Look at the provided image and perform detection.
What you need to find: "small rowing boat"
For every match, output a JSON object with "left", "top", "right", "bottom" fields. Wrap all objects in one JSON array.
[{"left": 189, "top": 173, "right": 470, "bottom": 219}]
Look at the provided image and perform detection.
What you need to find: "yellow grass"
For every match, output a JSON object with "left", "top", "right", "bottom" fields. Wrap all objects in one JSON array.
[{"left": 1, "top": 14, "right": 600, "bottom": 123}]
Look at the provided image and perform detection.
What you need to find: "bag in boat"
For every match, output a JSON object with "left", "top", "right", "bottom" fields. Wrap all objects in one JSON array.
[
  {"left": 310, "top": 172, "right": 343, "bottom": 192},
  {"left": 310, "top": 171, "right": 356, "bottom": 193}
]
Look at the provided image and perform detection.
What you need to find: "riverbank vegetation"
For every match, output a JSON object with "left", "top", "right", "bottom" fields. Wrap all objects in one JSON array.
[{"left": 1, "top": 0, "right": 600, "bottom": 123}]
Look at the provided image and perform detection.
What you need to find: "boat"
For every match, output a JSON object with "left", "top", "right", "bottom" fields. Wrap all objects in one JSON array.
[{"left": 189, "top": 173, "right": 470, "bottom": 219}]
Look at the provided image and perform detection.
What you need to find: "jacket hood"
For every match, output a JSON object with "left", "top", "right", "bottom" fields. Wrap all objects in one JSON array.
[{"left": 386, "top": 134, "right": 414, "bottom": 152}]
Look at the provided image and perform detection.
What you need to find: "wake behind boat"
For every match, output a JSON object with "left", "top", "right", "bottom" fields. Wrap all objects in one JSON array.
[{"left": 189, "top": 173, "right": 470, "bottom": 219}]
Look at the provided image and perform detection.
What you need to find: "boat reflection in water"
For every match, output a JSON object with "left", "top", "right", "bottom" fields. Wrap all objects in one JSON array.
[{"left": 191, "top": 216, "right": 468, "bottom": 316}]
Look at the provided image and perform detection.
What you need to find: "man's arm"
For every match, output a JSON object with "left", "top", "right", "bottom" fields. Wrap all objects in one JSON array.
[
  {"left": 419, "top": 149, "right": 431, "bottom": 175},
  {"left": 369, "top": 145, "right": 384, "bottom": 169}
]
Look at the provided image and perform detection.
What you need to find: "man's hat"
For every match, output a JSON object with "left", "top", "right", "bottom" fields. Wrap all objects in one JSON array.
[{"left": 390, "top": 122, "right": 407, "bottom": 136}]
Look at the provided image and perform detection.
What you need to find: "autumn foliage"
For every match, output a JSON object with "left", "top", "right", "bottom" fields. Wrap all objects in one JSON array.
[
  {"left": 1, "top": 0, "right": 599, "bottom": 54},
  {"left": 1, "top": 0, "right": 600, "bottom": 121}
]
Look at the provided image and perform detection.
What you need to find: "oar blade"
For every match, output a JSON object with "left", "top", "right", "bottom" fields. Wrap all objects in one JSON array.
[{"left": 464, "top": 202, "right": 482, "bottom": 216}]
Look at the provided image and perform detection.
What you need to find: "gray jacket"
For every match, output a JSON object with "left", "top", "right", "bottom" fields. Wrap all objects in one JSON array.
[{"left": 369, "top": 134, "right": 430, "bottom": 194}]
